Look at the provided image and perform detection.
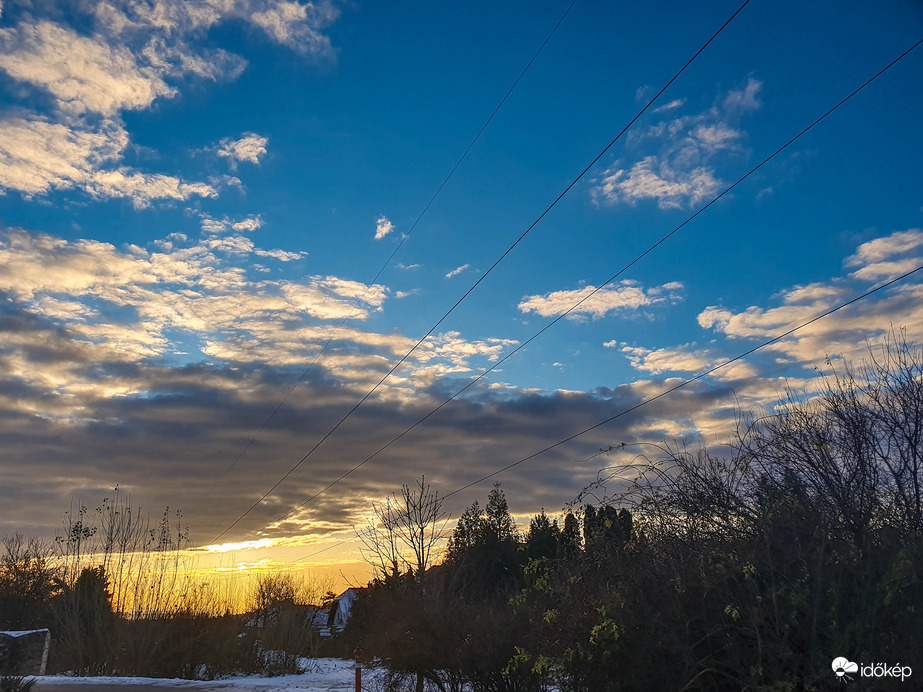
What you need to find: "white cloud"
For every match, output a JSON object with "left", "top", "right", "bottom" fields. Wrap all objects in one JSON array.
[
  {"left": 87, "top": 168, "right": 217, "bottom": 207},
  {"left": 255, "top": 248, "right": 307, "bottom": 262},
  {"left": 850, "top": 259, "right": 922, "bottom": 282},
  {"left": 593, "top": 79, "right": 762, "bottom": 209},
  {"left": 233, "top": 217, "right": 263, "bottom": 232},
  {"left": 93, "top": 0, "right": 341, "bottom": 58},
  {"left": 0, "top": 228, "right": 404, "bottom": 394},
  {"left": 141, "top": 37, "right": 247, "bottom": 82},
  {"left": 653, "top": 98, "right": 686, "bottom": 113},
  {"left": 0, "top": 227, "right": 528, "bottom": 413},
  {"left": 199, "top": 214, "right": 264, "bottom": 235},
  {"left": 595, "top": 157, "right": 721, "bottom": 210},
  {"left": 846, "top": 229, "right": 923, "bottom": 265},
  {"left": 0, "top": 116, "right": 217, "bottom": 205},
  {"left": 0, "top": 117, "right": 125, "bottom": 195},
  {"left": 207, "top": 235, "right": 256, "bottom": 255},
  {"left": 446, "top": 264, "right": 470, "bottom": 279},
  {"left": 0, "top": 3, "right": 342, "bottom": 209},
  {"left": 0, "top": 21, "right": 175, "bottom": 115},
  {"left": 692, "top": 123, "right": 741, "bottom": 152},
  {"left": 217, "top": 133, "right": 269, "bottom": 166},
  {"left": 374, "top": 215, "right": 395, "bottom": 240},
  {"left": 250, "top": 0, "right": 339, "bottom": 56},
  {"left": 416, "top": 332, "right": 518, "bottom": 372},
  {"left": 845, "top": 228, "right": 923, "bottom": 281},
  {"left": 723, "top": 77, "right": 763, "bottom": 112},
  {"left": 697, "top": 230, "right": 923, "bottom": 368},
  {"left": 0, "top": 228, "right": 532, "bottom": 415},
  {"left": 519, "top": 280, "right": 684, "bottom": 320},
  {"left": 619, "top": 343, "right": 714, "bottom": 375}
]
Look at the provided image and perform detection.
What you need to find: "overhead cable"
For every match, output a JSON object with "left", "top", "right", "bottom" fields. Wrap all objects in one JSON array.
[
  {"left": 210, "top": 0, "right": 756, "bottom": 543},
  {"left": 251, "top": 35, "right": 922, "bottom": 533}
]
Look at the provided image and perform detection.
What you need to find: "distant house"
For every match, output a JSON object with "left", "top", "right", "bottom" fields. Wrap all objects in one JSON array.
[
  {"left": 328, "top": 587, "right": 363, "bottom": 633},
  {"left": 243, "top": 588, "right": 364, "bottom": 639}
]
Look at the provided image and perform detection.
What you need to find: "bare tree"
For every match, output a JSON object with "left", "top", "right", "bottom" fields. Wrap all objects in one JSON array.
[
  {"left": 740, "top": 329, "right": 923, "bottom": 543},
  {"left": 358, "top": 495, "right": 403, "bottom": 580},
  {"left": 358, "top": 477, "right": 448, "bottom": 580}
]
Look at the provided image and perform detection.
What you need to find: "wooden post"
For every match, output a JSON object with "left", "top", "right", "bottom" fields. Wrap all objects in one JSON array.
[
  {"left": 40, "top": 629, "right": 50, "bottom": 675},
  {"left": 354, "top": 647, "right": 364, "bottom": 692}
]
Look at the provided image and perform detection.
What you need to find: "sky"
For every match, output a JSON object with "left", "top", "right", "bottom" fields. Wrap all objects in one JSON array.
[{"left": 0, "top": 0, "right": 922, "bottom": 587}]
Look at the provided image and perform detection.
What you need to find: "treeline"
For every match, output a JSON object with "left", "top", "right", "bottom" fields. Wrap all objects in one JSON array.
[
  {"left": 0, "top": 493, "right": 338, "bottom": 678},
  {"left": 346, "top": 337, "right": 923, "bottom": 691}
]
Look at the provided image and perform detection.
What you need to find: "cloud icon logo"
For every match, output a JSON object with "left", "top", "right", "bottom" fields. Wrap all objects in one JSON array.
[{"left": 832, "top": 657, "right": 859, "bottom": 679}]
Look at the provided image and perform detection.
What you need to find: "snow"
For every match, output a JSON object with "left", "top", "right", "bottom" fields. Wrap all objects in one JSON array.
[
  {"left": 28, "top": 658, "right": 376, "bottom": 691},
  {"left": 0, "top": 629, "right": 50, "bottom": 638}
]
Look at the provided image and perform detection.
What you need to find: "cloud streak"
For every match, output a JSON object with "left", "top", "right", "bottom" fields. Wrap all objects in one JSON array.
[
  {"left": 519, "top": 280, "right": 684, "bottom": 320},
  {"left": 445, "top": 264, "right": 470, "bottom": 279}
]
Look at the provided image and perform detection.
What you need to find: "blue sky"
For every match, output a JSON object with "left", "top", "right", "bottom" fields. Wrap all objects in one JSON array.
[{"left": 1, "top": 0, "right": 921, "bottom": 579}]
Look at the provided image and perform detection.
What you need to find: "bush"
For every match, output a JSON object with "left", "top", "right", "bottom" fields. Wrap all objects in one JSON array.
[{"left": 0, "top": 677, "right": 36, "bottom": 692}]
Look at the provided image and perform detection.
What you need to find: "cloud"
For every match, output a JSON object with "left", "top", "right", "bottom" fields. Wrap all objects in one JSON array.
[
  {"left": 846, "top": 228, "right": 923, "bottom": 265},
  {"left": 845, "top": 228, "right": 923, "bottom": 281},
  {"left": 249, "top": 0, "right": 340, "bottom": 56},
  {"left": 92, "top": 0, "right": 341, "bottom": 58},
  {"left": 445, "top": 264, "right": 470, "bottom": 279},
  {"left": 218, "top": 133, "right": 269, "bottom": 166},
  {"left": 0, "top": 3, "right": 343, "bottom": 208},
  {"left": 518, "top": 280, "right": 684, "bottom": 320},
  {"left": 374, "top": 215, "right": 395, "bottom": 240},
  {"left": 200, "top": 214, "right": 264, "bottom": 235},
  {"left": 653, "top": 98, "right": 686, "bottom": 113},
  {"left": 87, "top": 168, "right": 217, "bottom": 207},
  {"left": 0, "top": 226, "right": 525, "bottom": 415},
  {"left": 0, "top": 117, "right": 125, "bottom": 195},
  {"left": 0, "top": 21, "right": 175, "bottom": 115},
  {"left": 723, "top": 77, "right": 763, "bottom": 112},
  {"left": 5, "top": 222, "right": 920, "bottom": 558},
  {"left": 692, "top": 123, "right": 741, "bottom": 152},
  {"left": 255, "top": 248, "right": 307, "bottom": 262},
  {"left": 0, "top": 349, "right": 646, "bottom": 546},
  {"left": 0, "top": 116, "right": 218, "bottom": 205},
  {"left": 593, "top": 79, "right": 762, "bottom": 209},
  {"left": 697, "top": 229, "right": 923, "bottom": 368},
  {"left": 618, "top": 343, "right": 714, "bottom": 375},
  {"left": 594, "top": 157, "right": 722, "bottom": 210}
]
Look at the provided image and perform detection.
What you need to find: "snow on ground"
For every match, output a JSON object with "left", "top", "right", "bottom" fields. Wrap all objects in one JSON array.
[{"left": 29, "top": 657, "right": 380, "bottom": 691}]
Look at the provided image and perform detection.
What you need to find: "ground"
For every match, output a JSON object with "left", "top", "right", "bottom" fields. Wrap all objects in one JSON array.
[{"left": 29, "top": 658, "right": 371, "bottom": 692}]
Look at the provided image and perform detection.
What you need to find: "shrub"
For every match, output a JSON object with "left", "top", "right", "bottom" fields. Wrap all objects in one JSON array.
[{"left": 0, "top": 677, "right": 36, "bottom": 692}]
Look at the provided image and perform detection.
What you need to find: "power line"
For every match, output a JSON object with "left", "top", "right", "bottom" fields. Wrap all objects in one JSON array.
[
  {"left": 202, "top": 0, "right": 580, "bottom": 501},
  {"left": 444, "top": 262, "right": 923, "bottom": 498},
  {"left": 249, "top": 35, "right": 922, "bottom": 534},
  {"left": 289, "top": 261, "right": 923, "bottom": 564},
  {"left": 210, "top": 0, "right": 753, "bottom": 544}
]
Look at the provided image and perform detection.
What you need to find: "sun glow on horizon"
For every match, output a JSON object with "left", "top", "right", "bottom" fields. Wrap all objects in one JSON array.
[{"left": 204, "top": 538, "right": 275, "bottom": 554}]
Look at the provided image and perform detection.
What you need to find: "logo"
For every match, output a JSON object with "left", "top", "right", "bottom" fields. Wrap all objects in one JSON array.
[
  {"left": 832, "top": 657, "right": 912, "bottom": 683},
  {"left": 832, "top": 657, "right": 858, "bottom": 682}
]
